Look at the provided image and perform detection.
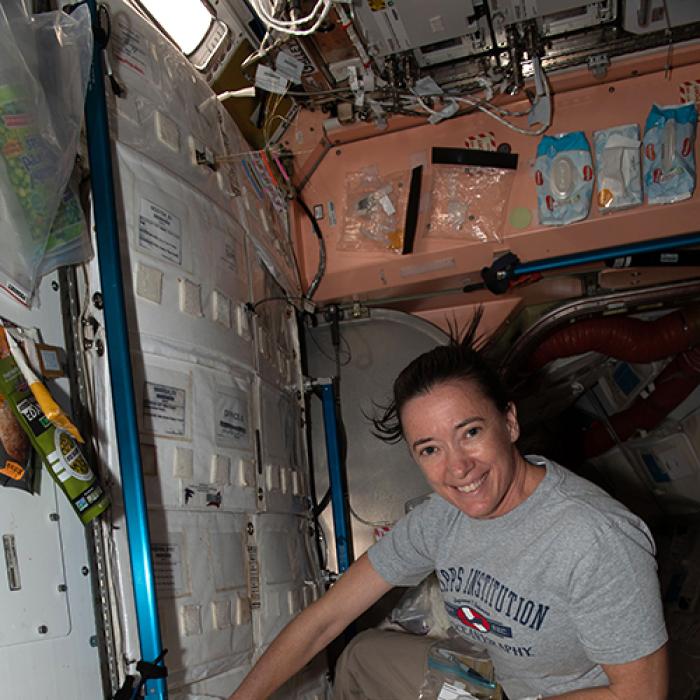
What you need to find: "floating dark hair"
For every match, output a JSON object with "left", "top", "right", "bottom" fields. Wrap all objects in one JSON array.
[{"left": 371, "top": 307, "right": 510, "bottom": 443}]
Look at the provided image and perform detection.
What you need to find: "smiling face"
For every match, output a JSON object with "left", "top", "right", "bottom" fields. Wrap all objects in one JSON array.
[{"left": 401, "top": 379, "right": 537, "bottom": 519}]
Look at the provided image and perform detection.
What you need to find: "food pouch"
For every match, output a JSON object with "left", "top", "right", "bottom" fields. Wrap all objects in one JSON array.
[
  {"left": 594, "top": 124, "right": 642, "bottom": 211},
  {"left": 0, "top": 392, "right": 35, "bottom": 492},
  {"left": 535, "top": 131, "right": 594, "bottom": 226},
  {"left": 642, "top": 103, "right": 697, "bottom": 204},
  {"left": 0, "top": 329, "right": 109, "bottom": 523}
]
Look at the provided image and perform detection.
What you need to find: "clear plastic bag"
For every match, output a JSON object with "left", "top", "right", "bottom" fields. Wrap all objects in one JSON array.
[
  {"left": 339, "top": 167, "right": 409, "bottom": 253},
  {"left": 418, "top": 637, "right": 500, "bottom": 700},
  {"left": 0, "top": 3, "right": 93, "bottom": 302},
  {"left": 426, "top": 165, "right": 515, "bottom": 243},
  {"left": 389, "top": 574, "right": 453, "bottom": 638}
]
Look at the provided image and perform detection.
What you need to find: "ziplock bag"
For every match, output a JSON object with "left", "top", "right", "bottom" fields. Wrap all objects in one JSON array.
[
  {"left": 426, "top": 148, "right": 518, "bottom": 243},
  {"left": 418, "top": 637, "right": 500, "bottom": 700},
  {"left": 339, "top": 167, "right": 410, "bottom": 253},
  {"left": 0, "top": 3, "right": 92, "bottom": 303}
]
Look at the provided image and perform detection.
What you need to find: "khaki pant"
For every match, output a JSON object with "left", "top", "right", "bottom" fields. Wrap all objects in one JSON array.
[{"left": 332, "top": 629, "right": 437, "bottom": 700}]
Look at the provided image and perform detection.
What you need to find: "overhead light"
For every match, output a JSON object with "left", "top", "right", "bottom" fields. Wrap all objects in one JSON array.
[{"left": 137, "top": 0, "right": 214, "bottom": 55}]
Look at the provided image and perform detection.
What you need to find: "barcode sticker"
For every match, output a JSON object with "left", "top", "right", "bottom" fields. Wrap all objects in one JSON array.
[{"left": 247, "top": 544, "right": 261, "bottom": 609}]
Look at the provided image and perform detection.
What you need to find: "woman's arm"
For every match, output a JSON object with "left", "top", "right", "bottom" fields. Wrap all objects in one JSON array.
[
  {"left": 544, "top": 644, "right": 669, "bottom": 700},
  {"left": 227, "top": 553, "right": 394, "bottom": 700}
]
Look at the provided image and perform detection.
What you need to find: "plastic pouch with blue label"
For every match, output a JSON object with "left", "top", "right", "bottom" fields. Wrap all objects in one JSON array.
[
  {"left": 642, "top": 103, "right": 697, "bottom": 205},
  {"left": 594, "top": 124, "right": 642, "bottom": 212},
  {"left": 418, "top": 638, "right": 500, "bottom": 700},
  {"left": 535, "top": 132, "right": 594, "bottom": 226}
]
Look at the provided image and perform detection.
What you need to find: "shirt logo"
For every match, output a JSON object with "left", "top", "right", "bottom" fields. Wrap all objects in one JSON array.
[
  {"left": 446, "top": 601, "right": 513, "bottom": 639},
  {"left": 458, "top": 605, "right": 491, "bottom": 633}
]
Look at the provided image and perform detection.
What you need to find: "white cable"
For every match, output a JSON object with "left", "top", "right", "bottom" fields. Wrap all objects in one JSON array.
[
  {"left": 410, "top": 71, "right": 552, "bottom": 135},
  {"left": 249, "top": 0, "right": 335, "bottom": 36},
  {"left": 250, "top": 0, "right": 322, "bottom": 28},
  {"left": 251, "top": 0, "right": 327, "bottom": 28},
  {"left": 413, "top": 93, "right": 444, "bottom": 117},
  {"left": 349, "top": 503, "right": 393, "bottom": 529},
  {"left": 454, "top": 95, "right": 551, "bottom": 135}
]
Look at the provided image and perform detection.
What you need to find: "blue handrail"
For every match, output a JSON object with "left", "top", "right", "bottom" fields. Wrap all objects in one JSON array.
[
  {"left": 514, "top": 230, "right": 700, "bottom": 275},
  {"left": 319, "top": 382, "right": 353, "bottom": 573},
  {"left": 83, "top": 1, "right": 167, "bottom": 696}
]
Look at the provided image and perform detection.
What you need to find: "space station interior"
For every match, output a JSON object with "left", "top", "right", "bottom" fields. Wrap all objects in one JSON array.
[{"left": 1, "top": 0, "right": 700, "bottom": 698}]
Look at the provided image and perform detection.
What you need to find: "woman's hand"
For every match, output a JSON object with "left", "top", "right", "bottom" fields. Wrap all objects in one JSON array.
[{"left": 227, "top": 553, "right": 393, "bottom": 700}]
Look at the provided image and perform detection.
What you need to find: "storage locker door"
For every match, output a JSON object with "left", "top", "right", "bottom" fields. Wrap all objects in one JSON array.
[{"left": 0, "top": 273, "right": 104, "bottom": 698}]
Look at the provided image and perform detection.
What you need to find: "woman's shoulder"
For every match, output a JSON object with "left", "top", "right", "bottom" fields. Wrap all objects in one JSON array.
[{"left": 544, "top": 460, "right": 653, "bottom": 549}]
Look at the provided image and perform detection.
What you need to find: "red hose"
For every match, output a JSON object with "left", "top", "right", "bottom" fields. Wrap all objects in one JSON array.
[
  {"left": 583, "top": 347, "right": 700, "bottom": 458},
  {"left": 530, "top": 307, "right": 700, "bottom": 369}
]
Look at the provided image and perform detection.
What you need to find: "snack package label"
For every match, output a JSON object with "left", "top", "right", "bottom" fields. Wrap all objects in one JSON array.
[{"left": 0, "top": 331, "right": 109, "bottom": 523}]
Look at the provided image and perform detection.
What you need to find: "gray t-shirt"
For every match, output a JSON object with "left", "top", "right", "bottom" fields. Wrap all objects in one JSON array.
[{"left": 367, "top": 457, "right": 668, "bottom": 699}]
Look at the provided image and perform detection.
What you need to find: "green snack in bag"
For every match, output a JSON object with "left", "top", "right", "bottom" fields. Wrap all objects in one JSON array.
[
  {"left": 0, "top": 329, "right": 110, "bottom": 524},
  {"left": 0, "top": 84, "right": 57, "bottom": 244}
]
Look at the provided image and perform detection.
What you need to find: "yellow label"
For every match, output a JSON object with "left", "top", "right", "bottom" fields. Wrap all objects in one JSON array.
[
  {"left": 388, "top": 229, "right": 403, "bottom": 250},
  {"left": 0, "top": 460, "right": 25, "bottom": 481},
  {"left": 368, "top": 0, "right": 386, "bottom": 10},
  {"left": 598, "top": 188, "right": 614, "bottom": 208}
]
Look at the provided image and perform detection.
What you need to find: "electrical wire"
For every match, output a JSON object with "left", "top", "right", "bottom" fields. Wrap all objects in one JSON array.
[
  {"left": 410, "top": 72, "right": 552, "bottom": 136},
  {"left": 248, "top": 0, "right": 334, "bottom": 36},
  {"left": 349, "top": 503, "right": 393, "bottom": 529},
  {"left": 248, "top": 295, "right": 304, "bottom": 311},
  {"left": 251, "top": 0, "right": 327, "bottom": 28},
  {"left": 296, "top": 195, "right": 326, "bottom": 299},
  {"left": 307, "top": 325, "right": 352, "bottom": 366}
]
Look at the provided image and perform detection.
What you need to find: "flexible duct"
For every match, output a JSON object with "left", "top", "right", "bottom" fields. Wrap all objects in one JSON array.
[
  {"left": 583, "top": 347, "right": 700, "bottom": 458},
  {"left": 530, "top": 306, "right": 700, "bottom": 369}
]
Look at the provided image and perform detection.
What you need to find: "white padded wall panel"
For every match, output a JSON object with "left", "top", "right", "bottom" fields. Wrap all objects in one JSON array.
[
  {"left": 149, "top": 509, "right": 253, "bottom": 688},
  {"left": 132, "top": 350, "right": 258, "bottom": 514},
  {"left": 108, "top": 0, "right": 298, "bottom": 297},
  {"left": 250, "top": 514, "right": 322, "bottom": 653},
  {"left": 257, "top": 379, "right": 307, "bottom": 514},
  {"left": 115, "top": 143, "right": 253, "bottom": 369},
  {"left": 249, "top": 248, "right": 297, "bottom": 388},
  {"left": 108, "top": 3, "right": 243, "bottom": 211},
  {"left": 86, "top": 4, "right": 320, "bottom": 696}
]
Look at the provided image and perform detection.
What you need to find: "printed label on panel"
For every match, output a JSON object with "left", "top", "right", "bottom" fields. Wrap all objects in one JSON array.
[
  {"left": 113, "top": 15, "right": 152, "bottom": 80},
  {"left": 138, "top": 198, "right": 182, "bottom": 265},
  {"left": 247, "top": 543, "right": 261, "bottom": 609},
  {"left": 215, "top": 391, "right": 249, "bottom": 447},
  {"left": 144, "top": 381, "right": 186, "bottom": 436},
  {"left": 222, "top": 235, "right": 238, "bottom": 274},
  {"left": 152, "top": 542, "right": 187, "bottom": 597}
]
